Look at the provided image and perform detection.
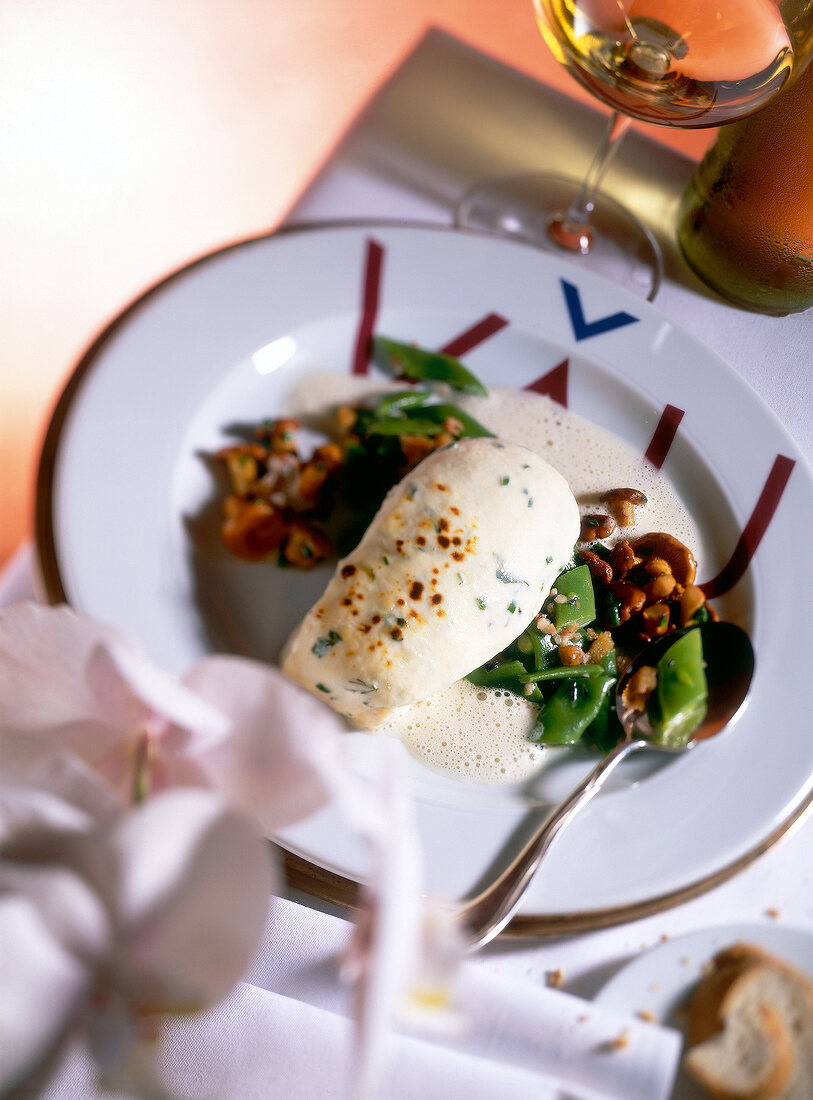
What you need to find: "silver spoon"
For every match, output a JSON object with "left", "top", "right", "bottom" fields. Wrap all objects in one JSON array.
[{"left": 453, "top": 621, "right": 755, "bottom": 950}]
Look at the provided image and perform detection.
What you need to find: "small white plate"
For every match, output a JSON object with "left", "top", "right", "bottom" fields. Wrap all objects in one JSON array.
[
  {"left": 37, "top": 222, "right": 813, "bottom": 930},
  {"left": 596, "top": 923, "right": 813, "bottom": 1099}
]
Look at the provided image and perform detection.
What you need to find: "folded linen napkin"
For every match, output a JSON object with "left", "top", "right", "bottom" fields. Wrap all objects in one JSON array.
[
  {"left": 42, "top": 896, "right": 680, "bottom": 1100},
  {"left": 248, "top": 897, "right": 682, "bottom": 1100}
]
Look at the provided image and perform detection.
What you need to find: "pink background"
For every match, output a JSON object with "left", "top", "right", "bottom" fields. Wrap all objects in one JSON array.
[{"left": 1, "top": 0, "right": 717, "bottom": 570}]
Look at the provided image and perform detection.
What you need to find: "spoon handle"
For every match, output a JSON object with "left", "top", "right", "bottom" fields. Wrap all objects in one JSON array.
[{"left": 455, "top": 737, "right": 648, "bottom": 950}]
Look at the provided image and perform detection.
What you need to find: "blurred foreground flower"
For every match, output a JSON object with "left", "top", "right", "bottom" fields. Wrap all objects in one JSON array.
[
  {"left": 0, "top": 781, "right": 271, "bottom": 1097},
  {"left": 341, "top": 741, "right": 465, "bottom": 1100},
  {"left": 0, "top": 601, "right": 353, "bottom": 1095},
  {"left": 0, "top": 601, "right": 458, "bottom": 1100},
  {"left": 0, "top": 602, "right": 350, "bottom": 831}
]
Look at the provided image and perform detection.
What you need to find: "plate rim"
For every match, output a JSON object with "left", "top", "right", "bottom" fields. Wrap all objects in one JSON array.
[
  {"left": 595, "top": 919, "right": 813, "bottom": 1009},
  {"left": 35, "top": 217, "right": 813, "bottom": 936},
  {"left": 594, "top": 916, "right": 813, "bottom": 1099}
]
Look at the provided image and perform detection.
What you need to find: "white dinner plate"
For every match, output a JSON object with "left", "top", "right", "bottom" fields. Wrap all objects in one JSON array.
[
  {"left": 37, "top": 222, "right": 813, "bottom": 931},
  {"left": 596, "top": 922, "right": 813, "bottom": 1099}
]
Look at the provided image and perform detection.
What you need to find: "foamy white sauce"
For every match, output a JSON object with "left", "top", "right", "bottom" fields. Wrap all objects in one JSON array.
[{"left": 291, "top": 373, "right": 706, "bottom": 786}]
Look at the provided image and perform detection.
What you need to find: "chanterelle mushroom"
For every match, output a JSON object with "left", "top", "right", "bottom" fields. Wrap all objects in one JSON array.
[
  {"left": 629, "top": 532, "right": 697, "bottom": 587},
  {"left": 599, "top": 487, "right": 648, "bottom": 527}
]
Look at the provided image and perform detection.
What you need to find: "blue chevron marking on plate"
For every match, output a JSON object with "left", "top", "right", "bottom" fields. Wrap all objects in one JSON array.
[{"left": 561, "top": 279, "right": 639, "bottom": 341}]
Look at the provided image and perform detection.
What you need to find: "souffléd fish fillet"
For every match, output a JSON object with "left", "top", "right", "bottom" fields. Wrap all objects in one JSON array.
[{"left": 282, "top": 437, "right": 579, "bottom": 727}]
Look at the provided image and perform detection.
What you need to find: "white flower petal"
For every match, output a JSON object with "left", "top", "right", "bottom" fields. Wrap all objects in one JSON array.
[
  {"left": 0, "top": 602, "right": 126, "bottom": 733},
  {"left": 0, "top": 862, "right": 111, "bottom": 961},
  {"left": 87, "top": 642, "right": 230, "bottom": 749},
  {"left": 86, "top": 999, "right": 173, "bottom": 1100},
  {"left": 0, "top": 895, "right": 89, "bottom": 1093},
  {"left": 3, "top": 749, "right": 123, "bottom": 822},
  {"left": 0, "top": 783, "right": 113, "bottom": 959},
  {"left": 344, "top": 740, "right": 424, "bottom": 1100},
  {"left": 181, "top": 656, "right": 349, "bottom": 833},
  {"left": 97, "top": 789, "right": 272, "bottom": 1010},
  {"left": 0, "top": 782, "right": 92, "bottom": 844}
]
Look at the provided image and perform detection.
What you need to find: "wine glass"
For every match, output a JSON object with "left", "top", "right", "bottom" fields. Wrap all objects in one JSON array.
[{"left": 456, "top": 0, "right": 813, "bottom": 300}]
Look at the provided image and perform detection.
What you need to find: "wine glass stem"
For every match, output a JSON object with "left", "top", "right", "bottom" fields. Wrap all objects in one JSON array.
[{"left": 549, "top": 111, "right": 632, "bottom": 253}]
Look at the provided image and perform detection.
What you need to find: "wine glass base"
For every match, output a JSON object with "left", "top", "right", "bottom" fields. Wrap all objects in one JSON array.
[{"left": 455, "top": 173, "right": 663, "bottom": 301}]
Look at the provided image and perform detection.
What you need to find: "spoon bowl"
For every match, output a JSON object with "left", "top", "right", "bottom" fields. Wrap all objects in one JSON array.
[
  {"left": 453, "top": 621, "right": 755, "bottom": 950},
  {"left": 619, "top": 620, "right": 756, "bottom": 743}
]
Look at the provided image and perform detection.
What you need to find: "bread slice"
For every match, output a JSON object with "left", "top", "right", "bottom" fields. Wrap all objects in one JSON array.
[{"left": 683, "top": 941, "right": 813, "bottom": 1100}]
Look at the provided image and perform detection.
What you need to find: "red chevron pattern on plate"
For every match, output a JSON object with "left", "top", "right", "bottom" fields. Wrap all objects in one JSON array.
[
  {"left": 351, "top": 238, "right": 383, "bottom": 375},
  {"left": 645, "top": 404, "right": 684, "bottom": 469},
  {"left": 439, "top": 312, "right": 508, "bottom": 357},
  {"left": 524, "top": 360, "right": 569, "bottom": 407},
  {"left": 701, "top": 454, "right": 796, "bottom": 599}
]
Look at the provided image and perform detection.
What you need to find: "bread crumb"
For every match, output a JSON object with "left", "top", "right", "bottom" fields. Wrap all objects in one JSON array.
[
  {"left": 577, "top": 1013, "right": 591, "bottom": 1024},
  {"left": 765, "top": 907, "right": 781, "bottom": 919},
  {"left": 637, "top": 1009, "right": 657, "bottom": 1023},
  {"left": 603, "top": 1029, "right": 631, "bottom": 1052},
  {"left": 546, "top": 967, "right": 565, "bottom": 989},
  {"left": 649, "top": 981, "right": 661, "bottom": 992}
]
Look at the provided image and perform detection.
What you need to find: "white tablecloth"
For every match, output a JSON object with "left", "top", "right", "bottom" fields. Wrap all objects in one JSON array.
[
  {"left": 38, "top": 897, "right": 684, "bottom": 1100},
  {"left": 8, "top": 27, "right": 813, "bottom": 1100}
]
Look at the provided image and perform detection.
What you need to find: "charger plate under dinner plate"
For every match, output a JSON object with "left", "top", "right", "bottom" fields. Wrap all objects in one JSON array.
[
  {"left": 37, "top": 222, "right": 813, "bottom": 933},
  {"left": 596, "top": 923, "right": 813, "bottom": 1098}
]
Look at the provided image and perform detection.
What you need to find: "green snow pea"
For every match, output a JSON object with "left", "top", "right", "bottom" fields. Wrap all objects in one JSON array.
[
  {"left": 551, "top": 564, "right": 596, "bottom": 632},
  {"left": 365, "top": 417, "right": 445, "bottom": 436},
  {"left": 648, "top": 627, "right": 708, "bottom": 748},
  {"left": 583, "top": 650, "right": 622, "bottom": 752},
  {"left": 372, "top": 336, "right": 489, "bottom": 396},
  {"left": 518, "top": 665, "right": 604, "bottom": 684},
  {"left": 583, "top": 696, "right": 624, "bottom": 754},
  {"left": 516, "top": 624, "right": 558, "bottom": 671},
  {"left": 466, "top": 659, "right": 545, "bottom": 701},
  {"left": 466, "top": 660, "right": 527, "bottom": 687},
  {"left": 528, "top": 651, "right": 616, "bottom": 746},
  {"left": 372, "top": 391, "right": 435, "bottom": 417},
  {"left": 412, "top": 402, "right": 493, "bottom": 438}
]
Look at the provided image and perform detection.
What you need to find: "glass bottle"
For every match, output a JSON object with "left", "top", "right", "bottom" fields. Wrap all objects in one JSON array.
[{"left": 677, "top": 57, "right": 813, "bottom": 316}]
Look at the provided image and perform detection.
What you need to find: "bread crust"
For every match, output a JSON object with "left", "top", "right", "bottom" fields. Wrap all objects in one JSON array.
[{"left": 682, "top": 941, "right": 813, "bottom": 1100}]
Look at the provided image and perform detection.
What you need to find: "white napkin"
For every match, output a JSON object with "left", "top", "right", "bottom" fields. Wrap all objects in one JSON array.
[
  {"left": 41, "top": 896, "right": 680, "bottom": 1100},
  {"left": 42, "top": 897, "right": 682, "bottom": 1095},
  {"left": 46, "top": 989, "right": 649, "bottom": 1100},
  {"left": 252, "top": 897, "right": 683, "bottom": 1100}
]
